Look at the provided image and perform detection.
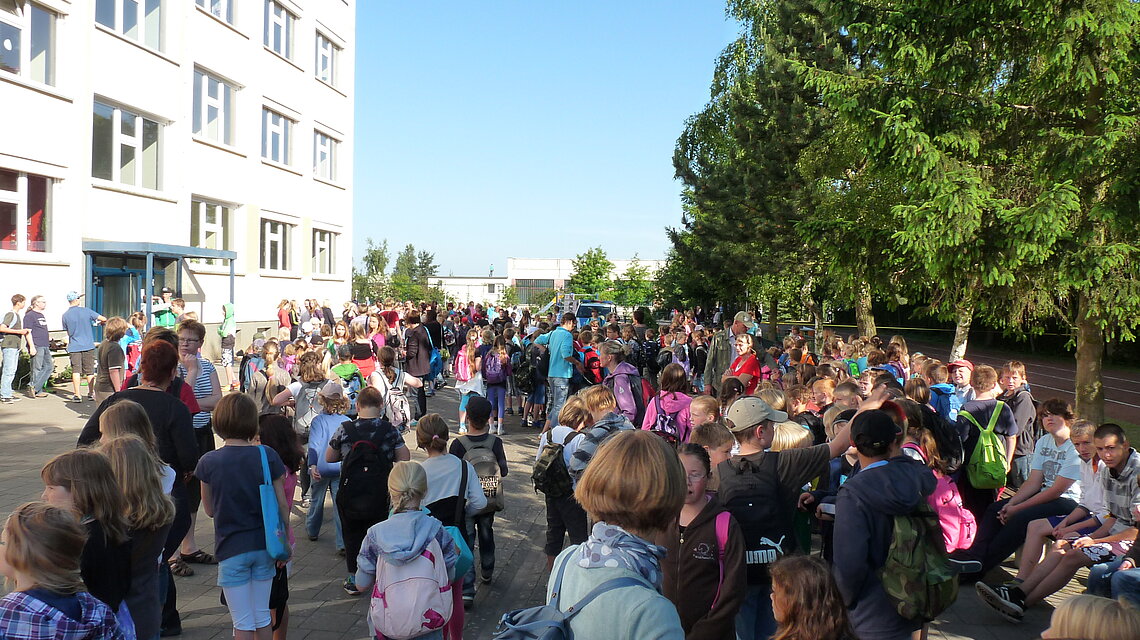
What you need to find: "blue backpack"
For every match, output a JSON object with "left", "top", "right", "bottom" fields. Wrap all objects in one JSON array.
[{"left": 426, "top": 329, "right": 444, "bottom": 380}]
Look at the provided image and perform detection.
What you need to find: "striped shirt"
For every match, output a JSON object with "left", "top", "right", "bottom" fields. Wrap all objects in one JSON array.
[{"left": 178, "top": 354, "right": 217, "bottom": 430}]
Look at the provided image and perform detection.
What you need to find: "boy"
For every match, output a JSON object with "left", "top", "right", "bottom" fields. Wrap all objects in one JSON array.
[
  {"left": 811, "top": 377, "right": 836, "bottom": 414},
  {"left": 689, "top": 419, "right": 734, "bottom": 469},
  {"left": 567, "top": 386, "right": 635, "bottom": 483},
  {"left": 926, "top": 361, "right": 960, "bottom": 421},
  {"left": 691, "top": 328, "right": 709, "bottom": 393},
  {"left": 330, "top": 344, "right": 364, "bottom": 418},
  {"left": 956, "top": 364, "right": 1019, "bottom": 520},
  {"left": 856, "top": 369, "right": 876, "bottom": 399},
  {"left": 450, "top": 397, "right": 509, "bottom": 604},
  {"left": 999, "top": 361, "right": 1038, "bottom": 489},
  {"left": 948, "top": 359, "right": 976, "bottom": 410},
  {"left": 832, "top": 380, "right": 862, "bottom": 411},
  {"left": 833, "top": 410, "right": 935, "bottom": 640},
  {"left": 641, "top": 328, "right": 662, "bottom": 383},
  {"left": 977, "top": 423, "right": 1140, "bottom": 623}
]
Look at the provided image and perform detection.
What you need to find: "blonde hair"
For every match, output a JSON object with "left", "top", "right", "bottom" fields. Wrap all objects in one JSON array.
[
  {"left": 575, "top": 430, "right": 685, "bottom": 535},
  {"left": 98, "top": 435, "right": 175, "bottom": 532},
  {"left": 318, "top": 392, "right": 349, "bottom": 414},
  {"left": 388, "top": 461, "right": 428, "bottom": 514},
  {"left": 99, "top": 399, "right": 158, "bottom": 452},
  {"left": 557, "top": 396, "right": 592, "bottom": 430},
  {"left": 1046, "top": 595, "right": 1140, "bottom": 640},
  {"left": 757, "top": 388, "right": 786, "bottom": 412},
  {"left": 689, "top": 395, "right": 720, "bottom": 421},
  {"left": 41, "top": 449, "right": 129, "bottom": 545},
  {"left": 580, "top": 385, "right": 616, "bottom": 414},
  {"left": 689, "top": 420, "right": 734, "bottom": 450},
  {"left": 3, "top": 502, "right": 87, "bottom": 594},
  {"left": 415, "top": 413, "right": 449, "bottom": 453},
  {"left": 770, "top": 422, "right": 813, "bottom": 451}
]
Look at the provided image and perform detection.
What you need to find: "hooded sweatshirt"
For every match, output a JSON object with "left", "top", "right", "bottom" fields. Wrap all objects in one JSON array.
[
  {"left": 656, "top": 494, "right": 747, "bottom": 640},
  {"left": 219, "top": 302, "right": 236, "bottom": 338},
  {"left": 603, "top": 361, "right": 641, "bottom": 423},
  {"left": 834, "top": 455, "right": 936, "bottom": 640},
  {"left": 0, "top": 590, "right": 125, "bottom": 640},
  {"left": 569, "top": 411, "right": 635, "bottom": 483},
  {"left": 355, "top": 509, "right": 459, "bottom": 589},
  {"left": 928, "top": 382, "right": 960, "bottom": 421},
  {"left": 641, "top": 391, "right": 694, "bottom": 442}
]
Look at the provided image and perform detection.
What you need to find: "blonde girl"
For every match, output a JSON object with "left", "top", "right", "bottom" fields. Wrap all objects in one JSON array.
[
  {"left": 99, "top": 398, "right": 178, "bottom": 493},
  {"left": 248, "top": 341, "right": 291, "bottom": 417},
  {"left": 455, "top": 330, "right": 482, "bottom": 434},
  {"left": 1042, "top": 595, "right": 1140, "bottom": 639},
  {"left": 0, "top": 502, "right": 126, "bottom": 640},
  {"left": 40, "top": 449, "right": 132, "bottom": 615}
]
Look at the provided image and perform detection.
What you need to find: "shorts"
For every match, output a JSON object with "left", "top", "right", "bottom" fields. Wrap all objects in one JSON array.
[
  {"left": 69, "top": 350, "right": 95, "bottom": 376},
  {"left": 459, "top": 391, "right": 480, "bottom": 412},
  {"left": 221, "top": 335, "right": 236, "bottom": 367},
  {"left": 1046, "top": 514, "right": 1100, "bottom": 537},
  {"left": 528, "top": 383, "right": 547, "bottom": 406},
  {"left": 218, "top": 549, "right": 276, "bottom": 587},
  {"left": 1080, "top": 539, "right": 1133, "bottom": 564}
]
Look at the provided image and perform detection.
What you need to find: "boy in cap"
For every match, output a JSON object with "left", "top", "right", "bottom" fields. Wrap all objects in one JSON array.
[{"left": 948, "top": 359, "right": 976, "bottom": 411}]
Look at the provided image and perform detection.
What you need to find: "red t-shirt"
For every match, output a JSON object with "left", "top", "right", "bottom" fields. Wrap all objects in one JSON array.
[
  {"left": 729, "top": 354, "right": 762, "bottom": 395},
  {"left": 278, "top": 308, "right": 292, "bottom": 329}
]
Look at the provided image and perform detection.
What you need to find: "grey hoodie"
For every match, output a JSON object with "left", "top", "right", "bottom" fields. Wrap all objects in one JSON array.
[
  {"left": 834, "top": 455, "right": 936, "bottom": 640},
  {"left": 355, "top": 509, "right": 459, "bottom": 590}
]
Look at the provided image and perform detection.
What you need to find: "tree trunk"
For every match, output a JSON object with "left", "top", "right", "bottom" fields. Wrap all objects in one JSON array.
[
  {"left": 855, "top": 280, "right": 877, "bottom": 337},
  {"left": 949, "top": 302, "right": 973, "bottom": 362},
  {"left": 1074, "top": 293, "right": 1105, "bottom": 425},
  {"left": 767, "top": 296, "right": 779, "bottom": 342}
]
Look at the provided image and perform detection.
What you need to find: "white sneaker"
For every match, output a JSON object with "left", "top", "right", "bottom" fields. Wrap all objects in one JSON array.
[{"left": 497, "top": 424, "right": 505, "bottom": 436}]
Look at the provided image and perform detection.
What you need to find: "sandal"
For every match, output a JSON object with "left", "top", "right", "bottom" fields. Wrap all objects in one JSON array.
[
  {"left": 181, "top": 550, "right": 217, "bottom": 565},
  {"left": 168, "top": 557, "right": 194, "bottom": 577}
]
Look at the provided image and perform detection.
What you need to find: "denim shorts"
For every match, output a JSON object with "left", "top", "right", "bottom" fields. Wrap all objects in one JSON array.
[
  {"left": 528, "top": 384, "right": 547, "bottom": 405},
  {"left": 218, "top": 549, "right": 276, "bottom": 587}
]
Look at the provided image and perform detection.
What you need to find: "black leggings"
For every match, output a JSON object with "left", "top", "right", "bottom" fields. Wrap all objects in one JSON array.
[{"left": 544, "top": 494, "right": 588, "bottom": 557}]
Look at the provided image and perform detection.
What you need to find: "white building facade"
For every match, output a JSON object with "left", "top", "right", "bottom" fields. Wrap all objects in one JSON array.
[
  {"left": 0, "top": 0, "right": 354, "bottom": 340},
  {"left": 432, "top": 257, "right": 666, "bottom": 307}
]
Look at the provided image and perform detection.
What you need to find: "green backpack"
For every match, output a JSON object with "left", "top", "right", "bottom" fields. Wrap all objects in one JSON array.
[
  {"left": 881, "top": 503, "right": 959, "bottom": 621},
  {"left": 959, "top": 400, "right": 1008, "bottom": 489}
]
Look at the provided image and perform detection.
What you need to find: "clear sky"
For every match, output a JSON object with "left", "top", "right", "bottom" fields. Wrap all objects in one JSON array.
[{"left": 352, "top": 1, "right": 740, "bottom": 276}]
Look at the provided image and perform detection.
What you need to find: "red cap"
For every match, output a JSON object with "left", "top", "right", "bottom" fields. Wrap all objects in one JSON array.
[{"left": 947, "top": 359, "right": 974, "bottom": 371}]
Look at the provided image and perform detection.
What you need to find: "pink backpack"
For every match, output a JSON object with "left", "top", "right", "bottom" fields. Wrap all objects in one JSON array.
[
  {"left": 901, "top": 443, "right": 976, "bottom": 552},
  {"left": 711, "top": 511, "right": 731, "bottom": 609},
  {"left": 368, "top": 537, "right": 453, "bottom": 640}
]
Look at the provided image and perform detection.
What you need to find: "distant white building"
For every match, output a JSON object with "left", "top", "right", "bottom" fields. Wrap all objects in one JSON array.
[
  {"left": 433, "top": 257, "right": 665, "bottom": 306},
  {"left": 0, "top": 0, "right": 354, "bottom": 343}
]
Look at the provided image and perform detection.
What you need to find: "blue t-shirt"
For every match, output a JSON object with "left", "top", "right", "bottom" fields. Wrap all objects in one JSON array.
[
  {"left": 24, "top": 310, "right": 49, "bottom": 348},
  {"left": 194, "top": 445, "right": 286, "bottom": 561},
  {"left": 61, "top": 306, "right": 100, "bottom": 353},
  {"left": 537, "top": 326, "right": 573, "bottom": 379}
]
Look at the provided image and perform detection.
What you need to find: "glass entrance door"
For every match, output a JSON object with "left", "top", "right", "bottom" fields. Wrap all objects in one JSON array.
[{"left": 92, "top": 268, "right": 145, "bottom": 341}]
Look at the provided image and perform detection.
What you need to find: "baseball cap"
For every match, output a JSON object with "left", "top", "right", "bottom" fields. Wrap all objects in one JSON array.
[
  {"left": 525, "top": 326, "right": 539, "bottom": 337},
  {"left": 336, "top": 344, "right": 352, "bottom": 360},
  {"left": 466, "top": 396, "right": 492, "bottom": 423},
  {"left": 850, "top": 410, "right": 903, "bottom": 449},
  {"left": 733, "top": 311, "right": 755, "bottom": 328},
  {"left": 253, "top": 338, "right": 266, "bottom": 350},
  {"left": 66, "top": 291, "right": 83, "bottom": 301},
  {"left": 725, "top": 397, "right": 788, "bottom": 433},
  {"left": 947, "top": 359, "right": 974, "bottom": 371},
  {"left": 160, "top": 286, "right": 174, "bottom": 294},
  {"left": 319, "top": 380, "right": 344, "bottom": 398},
  {"left": 301, "top": 320, "right": 313, "bottom": 333}
]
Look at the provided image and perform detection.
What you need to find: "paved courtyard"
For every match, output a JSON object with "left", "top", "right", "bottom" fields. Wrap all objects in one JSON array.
[{"left": 0, "top": 383, "right": 1081, "bottom": 639}]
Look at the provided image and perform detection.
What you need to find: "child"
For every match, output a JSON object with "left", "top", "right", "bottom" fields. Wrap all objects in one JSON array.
[
  {"left": 306, "top": 381, "right": 347, "bottom": 554},
  {"left": 454, "top": 331, "right": 480, "bottom": 434},
  {"left": 481, "top": 337, "right": 512, "bottom": 435},
  {"left": 536, "top": 398, "right": 591, "bottom": 569},
  {"left": 568, "top": 386, "right": 637, "bottom": 484},
  {"left": 1039, "top": 594, "right": 1140, "bottom": 640},
  {"left": 689, "top": 395, "right": 720, "bottom": 428},
  {"left": 690, "top": 420, "right": 735, "bottom": 471},
  {"left": 257, "top": 414, "right": 304, "bottom": 640},
  {"left": 40, "top": 450, "right": 132, "bottom": 616},
  {"left": 0, "top": 502, "right": 126, "bottom": 640},
  {"left": 219, "top": 303, "right": 238, "bottom": 391},
  {"left": 195, "top": 393, "right": 291, "bottom": 640},
  {"left": 955, "top": 364, "right": 1019, "bottom": 520},
  {"left": 658, "top": 444, "right": 746, "bottom": 639},
  {"left": 642, "top": 363, "right": 694, "bottom": 443},
  {"left": 354, "top": 461, "right": 458, "bottom": 640},
  {"left": 330, "top": 344, "right": 363, "bottom": 418},
  {"left": 717, "top": 378, "right": 744, "bottom": 415},
  {"left": 449, "top": 397, "right": 509, "bottom": 599},
  {"left": 856, "top": 369, "right": 876, "bottom": 399},
  {"left": 832, "top": 381, "right": 861, "bottom": 411},
  {"left": 641, "top": 328, "right": 662, "bottom": 382},
  {"left": 692, "top": 329, "right": 709, "bottom": 393},
  {"left": 769, "top": 556, "right": 857, "bottom": 640},
  {"left": 999, "top": 361, "right": 1038, "bottom": 490}
]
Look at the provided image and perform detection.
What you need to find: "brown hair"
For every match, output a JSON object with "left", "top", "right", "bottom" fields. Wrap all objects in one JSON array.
[
  {"left": 557, "top": 396, "right": 592, "bottom": 430},
  {"left": 580, "top": 385, "right": 617, "bottom": 414},
  {"left": 575, "top": 430, "right": 685, "bottom": 535},
  {"left": 177, "top": 318, "right": 206, "bottom": 342},
  {"left": 295, "top": 350, "right": 326, "bottom": 383},
  {"left": 357, "top": 385, "right": 383, "bottom": 410},
  {"left": 103, "top": 316, "right": 129, "bottom": 342},
  {"left": 99, "top": 399, "right": 158, "bottom": 451},
  {"left": 213, "top": 392, "right": 260, "bottom": 440},
  {"left": 41, "top": 449, "right": 129, "bottom": 545},
  {"left": 1001, "top": 360, "right": 1027, "bottom": 378},
  {"left": 904, "top": 378, "right": 930, "bottom": 405},
  {"left": 1038, "top": 398, "right": 1075, "bottom": 422},
  {"left": 970, "top": 365, "right": 998, "bottom": 394},
  {"left": 770, "top": 556, "right": 857, "bottom": 640},
  {"left": 415, "top": 413, "right": 449, "bottom": 453},
  {"left": 3, "top": 502, "right": 87, "bottom": 594},
  {"left": 658, "top": 363, "right": 689, "bottom": 393},
  {"left": 318, "top": 392, "right": 349, "bottom": 414},
  {"left": 689, "top": 420, "right": 734, "bottom": 450}
]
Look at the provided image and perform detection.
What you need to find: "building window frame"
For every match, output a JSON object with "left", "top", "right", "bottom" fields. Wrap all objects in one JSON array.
[
  {"left": 313, "top": 130, "right": 337, "bottom": 182},
  {"left": 189, "top": 199, "right": 232, "bottom": 265},
  {"left": 311, "top": 227, "right": 336, "bottom": 274},
  {"left": 315, "top": 31, "right": 338, "bottom": 86},
  {"left": 0, "top": 168, "right": 52, "bottom": 254},
  {"left": 259, "top": 217, "right": 293, "bottom": 272},
  {"left": 0, "top": 1, "right": 56, "bottom": 86},
  {"left": 92, "top": 100, "right": 163, "bottom": 190},
  {"left": 95, "top": 0, "right": 164, "bottom": 51},
  {"left": 195, "top": 0, "right": 234, "bottom": 25},
  {"left": 261, "top": 107, "right": 293, "bottom": 165},
  {"left": 193, "top": 68, "right": 237, "bottom": 146},
  {"left": 263, "top": 0, "right": 294, "bottom": 59}
]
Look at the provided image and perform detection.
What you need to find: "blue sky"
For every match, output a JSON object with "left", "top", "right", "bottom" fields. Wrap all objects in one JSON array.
[{"left": 352, "top": 1, "right": 740, "bottom": 276}]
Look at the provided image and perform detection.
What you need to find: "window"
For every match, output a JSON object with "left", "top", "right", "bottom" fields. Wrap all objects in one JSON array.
[
  {"left": 261, "top": 108, "right": 292, "bottom": 164},
  {"left": 487, "top": 283, "right": 497, "bottom": 294},
  {"left": 92, "top": 101, "right": 162, "bottom": 189},
  {"left": 260, "top": 218, "right": 292, "bottom": 271},
  {"left": 263, "top": 0, "right": 293, "bottom": 59},
  {"left": 195, "top": 0, "right": 233, "bottom": 24},
  {"left": 95, "top": 0, "right": 163, "bottom": 51},
  {"left": 190, "top": 200, "right": 230, "bottom": 265},
  {"left": 0, "top": 168, "right": 51, "bottom": 253},
  {"left": 313, "top": 131, "right": 337, "bottom": 181},
  {"left": 0, "top": 2, "right": 56, "bottom": 85},
  {"left": 312, "top": 228, "right": 335, "bottom": 274},
  {"left": 315, "top": 32, "right": 338, "bottom": 85},
  {"left": 193, "top": 70, "right": 236, "bottom": 145}
]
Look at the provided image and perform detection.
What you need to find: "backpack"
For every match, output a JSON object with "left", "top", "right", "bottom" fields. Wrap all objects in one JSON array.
[
  {"left": 922, "top": 406, "right": 965, "bottom": 474},
  {"left": 928, "top": 385, "right": 954, "bottom": 421},
  {"left": 458, "top": 435, "right": 505, "bottom": 513},
  {"left": 655, "top": 347, "right": 673, "bottom": 372},
  {"left": 717, "top": 452, "right": 794, "bottom": 584},
  {"left": 482, "top": 350, "right": 507, "bottom": 384},
  {"left": 377, "top": 370, "right": 412, "bottom": 429},
  {"left": 335, "top": 421, "right": 395, "bottom": 521},
  {"left": 900, "top": 444, "right": 976, "bottom": 553},
  {"left": 710, "top": 511, "right": 732, "bottom": 609},
  {"left": 580, "top": 348, "right": 602, "bottom": 385},
  {"left": 293, "top": 380, "right": 323, "bottom": 438},
  {"left": 880, "top": 502, "right": 959, "bottom": 621},
  {"left": 426, "top": 329, "right": 444, "bottom": 380},
  {"left": 513, "top": 353, "right": 535, "bottom": 395},
  {"left": 960, "top": 401, "right": 1008, "bottom": 489},
  {"left": 369, "top": 536, "right": 453, "bottom": 640},
  {"left": 443, "top": 325, "right": 456, "bottom": 347},
  {"left": 532, "top": 430, "right": 577, "bottom": 499},
  {"left": 649, "top": 395, "right": 681, "bottom": 445},
  {"left": 335, "top": 370, "right": 364, "bottom": 418},
  {"left": 494, "top": 552, "right": 643, "bottom": 640},
  {"left": 605, "top": 372, "right": 653, "bottom": 428},
  {"left": 842, "top": 358, "right": 860, "bottom": 377}
]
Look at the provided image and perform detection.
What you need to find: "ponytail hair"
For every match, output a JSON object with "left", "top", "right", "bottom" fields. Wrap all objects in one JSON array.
[
  {"left": 415, "top": 413, "right": 449, "bottom": 453},
  {"left": 599, "top": 339, "right": 631, "bottom": 362},
  {"left": 378, "top": 345, "right": 398, "bottom": 383},
  {"left": 388, "top": 461, "right": 428, "bottom": 514}
]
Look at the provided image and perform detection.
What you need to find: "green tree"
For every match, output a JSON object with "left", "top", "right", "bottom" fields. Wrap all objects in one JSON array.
[
  {"left": 415, "top": 250, "right": 438, "bottom": 285},
  {"left": 565, "top": 247, "right": 614, "bottom": 297},
  {"left": 391, "top": 244, "right": 421, "bottom": 301},
  {"left": 498, "top": 286, "right": 520, "bottom": 308},
  {"left": 352, "top": 238, "right": 391, "bottom": 302},
  {"left": 613, "top": 255, "right": 655, "bottom": 307}
]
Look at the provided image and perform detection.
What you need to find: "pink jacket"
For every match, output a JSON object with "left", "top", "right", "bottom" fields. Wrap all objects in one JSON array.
[{"left": 641, "top": 391, "right": 694, "bottom": 442}]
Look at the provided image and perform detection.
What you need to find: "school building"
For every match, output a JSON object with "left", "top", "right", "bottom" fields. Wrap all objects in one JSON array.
[{"left": 434, "top": 257, "right": 666, "bottom": 307}]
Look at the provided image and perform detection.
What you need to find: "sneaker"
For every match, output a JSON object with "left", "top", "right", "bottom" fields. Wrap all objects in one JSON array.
[
  {"left": 458, "top": 426, "right": 468, "bottom": 435},
  {"left": 975, "top": 582, "right": 1024, "bottom": 623},
  {"left": 343, "top": 575, "right": 361, "bottom": 596},
  {"left": 308, "top": 535, "right": 319, "bottom": 542},
  {"left": 506, "top": 408, "right": 515, "bottom": 416},
  {"left": 69, "top": 394, "right": 82, "bottom": 403},
  {"left": 481, "top": 572, "right": 493, "bottom": 585},
  {"left": 301, "top": 497, "right": 311, "bottom": 509},
  {"left": 947, "top": 557, "right": 982, "bottom": 575},
  {"left": 463, "top": 595, "right": 474, "bottom": 611},
  {"left": 0, "top": 397, "right": 13, "bottom": 404},
  {"left": 497, "top": 424, "right": 505, "bottom": 436}
]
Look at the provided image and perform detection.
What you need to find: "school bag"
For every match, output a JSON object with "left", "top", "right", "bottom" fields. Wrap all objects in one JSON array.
[
  {"left": 880, "top": 502, "right": 959, "bottom": 621},
  {"left": 900, "top": 443, "right": 976, "bottom": 552},
  {"left": 493, "top": 552, "right": 644, "bottom": 639},
  {"left": 959, "top": 400, "right": 1008, "bottom": 489},
  {"left": 532, "top": 430, "right": 577, "bottom": 499},
  {"left": 710, "top": 511, "right": 732, "bottom": 609},
  {"left": 649, "top": 395, "right": 681, "bottom": 445},
  {"left": 458, "top": 435, "right": 505, "bottom": 513},
  {"left": 512, "top": 352, "right": 535, "bottom": 395},
  {"left": 922, "top": 406, "right": 965, "bottom": 474},
  {"left": 580, "top": 347, "right": 602, "bottom": 384},
  {"left": 842, "top": 358, "right": 860, "bottom": 377},
  {"left": 293, "top": 380, "right": 323, "bottom": 439},
  {"left": 603, "top": 371, "right": 653, "bottom": 428},
  {"left": 717, "top": 452, "right": 794, "bottom": 584},
  {"left": 426, "top": 329, "right": 444, "bottom": 381},
  {"left": 335, "top": 421, "right": 395, "bottom": 521},
  {"left": 377, "top": 369, "right": 413, "bottom": 429},
  {"left": 443, "top": 325, "right": 456, "bottom": 347},
  {"left": 335, "top": 370, "right": 364, "bottom": 419},
  {"left": 655, "top": 347, "right": 674, "bottom": 372},
  {"left": 369, "top": 536, "right": 454, "bottom": 640},
  {"left": 482, "top": 350, "right": 507, "bottom": 384}
]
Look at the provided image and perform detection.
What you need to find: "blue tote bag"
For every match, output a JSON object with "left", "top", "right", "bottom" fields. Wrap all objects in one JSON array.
[{"left": 259, "top": 446, "right": 291, "bottom": 561}]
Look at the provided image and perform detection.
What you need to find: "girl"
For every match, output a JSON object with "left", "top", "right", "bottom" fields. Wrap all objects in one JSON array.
[
  {"left": 327, "top": 321, "right": 350, "bottom": 366},
  {"left": 280, "top": 342, "right": 298, "bottom": 376},
  {"left": 368, "top": 314, "right": 388, "bottom": 353},
  {"left": 276, "top": 300, "right": 292, "bottom": 342},
  {"left": 99, "top": 399, "right": 178, "bottom": 493},
  {"left": 123, "top": 312, "right": 146, "bottom": 373},
  {"left": 40, "top": 450, "right": 132, "bottom": 618},
  {"left": 370, "top": 345, "right": 424, "bottom": 433},
  {"left": 483, "top": 337, "right": 512, "bottom": 435},
  {"left": 718, "top": 377, "right": 745, "bottom": 415},
  {"left": 95, "top": 317, "right": 129, "bottom": 405},
  {"left": 195, "top": 393, "right": 290, "bottom": 640},
  {"left": 641, "top": 363, "right": 694, "bottom": 443},
  {"left": 0, "top": 502, "right": 126, "bottom": 640},
  {"left": 769, "top": 556, "right": 857, "bottom": 640},
  {"left": 725, "top": 334, "right": 761, "bottom": 395},
  {"left": 354, "top": 461, "right": 459, "bottom": 640},
  {"left": 454, "top": 331, "right": 481, "bottom": 435},
  {"left": 257, "top": 414, "right": 303, "bottom": 640},
  {"left": 247, "top": 341, "right": 291, "bottom": 417},
  {"left": 306, "top": 381, "right": 347, "bottom": 554},
  {"left": 658, "top": 444, "right": 746, "bottom": 639},
  {"left": 98, "top": 435, "right": 176, "bottom": 640},
  {"left": 349, "top": 321, "right": 378, "bottom": 379}
]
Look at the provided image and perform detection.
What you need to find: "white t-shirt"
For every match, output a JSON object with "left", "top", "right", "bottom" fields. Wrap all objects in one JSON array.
[
  {"left": 420, "top": 454, "right": 488, "bottom": 516},
  {"left": 1030, "top": 434, "right": 1082, "bottom": 502},
  {"left": 1078, "top": 457, "right": 1108, "bottom": 522}
]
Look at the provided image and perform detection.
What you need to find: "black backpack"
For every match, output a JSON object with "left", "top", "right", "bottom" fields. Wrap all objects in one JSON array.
[
  {"left": 513, "top": 352, "right": 535, "bottom": 395},
  {"left": 717, "top": 452, "right": 794, "bottom": 584},
  {"left": 335, "top": 421, "right": 395, "bottom": 521}
]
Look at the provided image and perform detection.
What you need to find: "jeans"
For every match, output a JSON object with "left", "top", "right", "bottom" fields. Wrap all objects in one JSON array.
[
  {"left": 1112, "top": 567, "right": 1140, "bottom": 608},
  {"left": 1007, "top": 455, "right": 1032, "bottom": 490},
  {"left": 693, "top": 374, "right": 706, "bottom": 393},
  {"left": 0, "top": 347, "right": 18, "bottom": 399},
  {"left": 736, "top": 583, "right": 776, "bottom": 640},
  {"left": 547, "top": 377, "right": 570, "bottom": 426},
  {"left": 1087, "top": 557, "right": 1122, "bottom": 597},
  {"left": 1086, "top": 557, "right": 1140, "bottom": 607},
  {"left": 306, "top": 473, "right": 344, "bottom": 550},
  {"left": 463, "top": 512, "right": 497, "bottom": 598},
  {"left": 31, "top": 346, "right": 52, "bottom": 393},
  {"left": 965, "top": 496, "right": 1078, "bottom": 574}
]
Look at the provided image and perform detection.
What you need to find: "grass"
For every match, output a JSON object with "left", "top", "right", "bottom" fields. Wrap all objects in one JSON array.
[{"left": 1120, "top": 421, "right": 1140, "bottom": 445}]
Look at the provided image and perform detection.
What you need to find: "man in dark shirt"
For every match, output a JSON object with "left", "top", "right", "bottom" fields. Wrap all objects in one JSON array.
[{"left": 23, "top": 295, "right": 51, "bottom": 398}]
